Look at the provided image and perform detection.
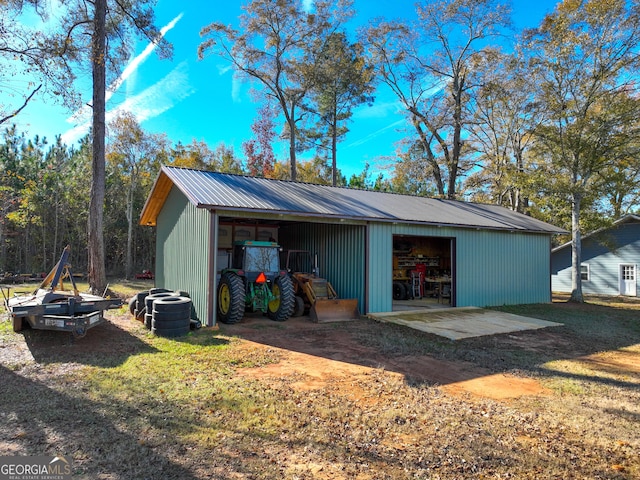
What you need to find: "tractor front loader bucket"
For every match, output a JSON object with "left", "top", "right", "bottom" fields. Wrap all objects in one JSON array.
[{"left": 310, "top": 298, "right": 360, "bottom": 323}]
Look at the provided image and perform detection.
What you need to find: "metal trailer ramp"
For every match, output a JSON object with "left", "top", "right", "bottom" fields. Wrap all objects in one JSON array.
[{"left": 368, "top": 307, "right": 562, "bottom": 340}]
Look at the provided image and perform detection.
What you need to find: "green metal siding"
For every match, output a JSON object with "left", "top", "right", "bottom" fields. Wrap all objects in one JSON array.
[
  {"left": 368, "top": 223, "right": 552, "bottom": 312},
  {"left": 368, "top": 223, "right": 394, "bottom": 313},
  {"left": 455, "top": 229, "right": 551, "bottom": 306},
  {"left": 279, "top": 223, "right": 366, "bottom": 312},
  {"left": 156, "top": 186, "right": 211, "bottom": 323}
]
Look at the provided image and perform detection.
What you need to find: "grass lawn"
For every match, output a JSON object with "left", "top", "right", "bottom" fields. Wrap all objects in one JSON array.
[{"left": 0, "top": 288, "right": 639, "bottom": 479}]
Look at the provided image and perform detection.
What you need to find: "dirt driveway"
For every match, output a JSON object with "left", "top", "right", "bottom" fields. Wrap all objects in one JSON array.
[{"left": 222, "top": 314, "right": 553, "bottom": 401}]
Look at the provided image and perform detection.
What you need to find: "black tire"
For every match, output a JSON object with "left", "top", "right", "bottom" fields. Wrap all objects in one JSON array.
[
  {"left": 217, "top": 272, "right": 245, "bottom": 324},
  {"left": 175, "top": 290, "right": 190, "bottom": 298},
  {"left": 150, "top": 288, "right": 171, "bottom": 295},
  {"left": 403, "top": 282, "right": 411, "bottom": 300},
  {"left": 292, "top": 295, "right": 305, "bottom": 317},
  {"left": 144, "top": 313, "right": 153, "bottom": 330},
  {"left": 267, "top": 274, "right": 295, "bottom": 322},
  {"left": 393, "top": 282, "right": 405, "bottom": 300},
  {"left": 135, "top": 291, "right": 149, "bottom": 320},
  {"left": 152, "top": 296, "right": 192, "bottom": 314},
  {"left": 128, "top": 297, "right": 137, "bottom": 316},
  {"left": 12, "top": 316, "right": 23, "bottom": 333},
  {"left": 135, "top": 306, "right": 146, "bottom": 322},
  {"left": 152, "top": 316, "right": 190, "bottom": 330},
  {"left": 145, "top": 293, "right": 174, "bottom": 313},
  {"left": 152, "top": 310, "right": 190, "bottom": 323},
  {"left": 152, "top": 325, "right": 190, "bottom": 338},
  {"left": 190, "top": 319, "right": 202, "bottom": 330}
]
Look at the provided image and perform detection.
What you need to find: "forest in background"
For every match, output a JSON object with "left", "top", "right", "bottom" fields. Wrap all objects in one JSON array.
[{"left": 2, "top": 0, "right": 640, "bottom": 293}]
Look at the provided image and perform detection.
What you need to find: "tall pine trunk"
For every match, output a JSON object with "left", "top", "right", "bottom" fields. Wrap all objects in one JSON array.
[{"left": 88, "top": 0, "right": 107, "bottom": 294}]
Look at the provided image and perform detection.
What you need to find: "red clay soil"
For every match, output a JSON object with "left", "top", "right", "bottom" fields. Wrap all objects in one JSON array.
[{"left": 223, "top": 315, "right": 551, "bottom": 401}]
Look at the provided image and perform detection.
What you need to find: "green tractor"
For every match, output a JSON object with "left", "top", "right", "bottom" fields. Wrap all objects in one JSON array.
[{"left": 217, "top": 240, "right": 295, "bottom": 324}]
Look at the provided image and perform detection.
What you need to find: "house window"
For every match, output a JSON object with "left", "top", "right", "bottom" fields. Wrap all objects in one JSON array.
[
  {"left": 580, "top": 264, "right": 590, "bottom": 281},
  {"left": 622, "top": 265, "right": 635, "bottom": 281}
]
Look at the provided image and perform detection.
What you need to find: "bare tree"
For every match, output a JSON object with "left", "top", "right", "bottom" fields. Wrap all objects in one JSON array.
[
  {"left": 364, "top": 0, "right": 511, "bottom": 199},
  {"left": 199, "top": 0, "right": 352, "bottom": 182}
]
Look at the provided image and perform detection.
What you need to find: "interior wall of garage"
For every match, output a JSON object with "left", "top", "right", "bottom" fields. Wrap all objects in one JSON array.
[
  {"left": 278, "top": 222, "right": 366, "bottom": 313},
  {"left": 368, "top": 222, "right": 552, "bottom": 312},
  {"left": 156, "top": 186, "right": 211, "bottom": 324}
]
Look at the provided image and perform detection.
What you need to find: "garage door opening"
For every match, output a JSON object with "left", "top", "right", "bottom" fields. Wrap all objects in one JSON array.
[{"left": 392, "top": 235, "right": 455, "bottom": 309}]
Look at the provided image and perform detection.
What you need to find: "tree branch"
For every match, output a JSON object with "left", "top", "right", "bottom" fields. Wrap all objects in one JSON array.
[{"left": 0, "top": 84, "right": 42, "bottom": 125}]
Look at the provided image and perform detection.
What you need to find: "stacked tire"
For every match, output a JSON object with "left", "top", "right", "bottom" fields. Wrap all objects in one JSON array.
[
  {"left": 129, "top": 288, "right": 195, "bottom": 338},
  {"left": 151, "top": 296, "right": 191, "bottom": 338},
  {"left": 144, "top": 292, "right": 174, "bottom": 330}
]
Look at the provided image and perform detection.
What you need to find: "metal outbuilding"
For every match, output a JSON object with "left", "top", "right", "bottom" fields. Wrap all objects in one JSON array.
[{"left": 140, "top": 166, "right": 565, "bottom": 326}]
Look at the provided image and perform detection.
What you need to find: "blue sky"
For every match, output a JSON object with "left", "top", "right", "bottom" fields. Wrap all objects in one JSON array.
[{"left": 8, "top": 0, "right": 559, "bottom": 179}]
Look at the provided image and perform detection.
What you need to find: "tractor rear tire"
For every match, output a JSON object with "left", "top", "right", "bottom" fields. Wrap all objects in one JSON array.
[
  {"left": 217, "top": 272, "right": 245, "bottom": 324},
  {"left": 267, "top": 274, "right": 295, "bottom": 322}
]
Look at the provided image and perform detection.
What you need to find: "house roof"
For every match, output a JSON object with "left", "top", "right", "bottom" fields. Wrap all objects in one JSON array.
[
  {"left": 140, "top": 166, "right": 566, "bottom": 234},
  {"left": 551, "top": 215, "right": 640, "bottom": 253}
]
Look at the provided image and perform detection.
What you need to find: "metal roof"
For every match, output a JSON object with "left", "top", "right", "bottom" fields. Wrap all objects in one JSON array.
[
  {"left": 552, "top": 214, "right": 640, "bottom": 252},
  {"left": 140, "top": 166, "right": 566, "bottom": 234}
]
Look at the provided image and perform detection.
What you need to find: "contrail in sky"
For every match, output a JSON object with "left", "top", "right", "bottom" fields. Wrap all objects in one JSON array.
[
  {"left": 66, "top": 12, "right": 184, "bottom": 126},
  {"left": 105, "top": 13, "right": 184, "bottom": 105}
]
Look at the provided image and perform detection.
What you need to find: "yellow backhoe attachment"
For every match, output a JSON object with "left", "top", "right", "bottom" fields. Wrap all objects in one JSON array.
[
  {"left": 299, "top": 275, "right": 360, "bottom": 323},
  {"left": 310, "top": 298, "right": 360, "bottom": 323}
]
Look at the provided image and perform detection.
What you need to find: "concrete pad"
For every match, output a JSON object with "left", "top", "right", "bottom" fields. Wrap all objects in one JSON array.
[{"left": 367, "top": 307, "right": 562, "bottom": 340}]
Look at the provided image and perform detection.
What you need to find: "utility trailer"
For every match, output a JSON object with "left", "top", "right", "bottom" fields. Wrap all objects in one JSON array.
[{"left": 3, "top": 246, "right": 122, "bottom": 338}]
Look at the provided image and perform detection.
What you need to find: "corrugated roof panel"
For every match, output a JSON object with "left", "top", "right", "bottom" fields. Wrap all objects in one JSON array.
[{"left": 146, "top": 166, "right": 565, "bottom": 234}]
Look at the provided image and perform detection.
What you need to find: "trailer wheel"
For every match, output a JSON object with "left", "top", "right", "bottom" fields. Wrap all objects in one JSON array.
[
  {"left": 217, "top": 272, "right": 245, "bottom": 324},
  {"left": 12, "top": 316, "right": 23, "bottom": 333},
  {"left": 267, "top": 274, "right": 295, "bottom": 322},
  {"left": 72, "top": 326, "right": 87, "bottom": 338}
]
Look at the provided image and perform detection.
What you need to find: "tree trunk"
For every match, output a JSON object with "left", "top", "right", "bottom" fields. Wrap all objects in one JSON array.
[
  {"left": 88, "top": 0, "right": 107, "bottom": 294},
  {"left": 331, "top": 103, "right": 337, "bottom": 187},
  {"left": 569, "top": 192, "right": 584, "bottom": 303},
  {"left": 289, "top": 104, "right": 297, "bottom": 182},
  {"left": 125, "top": 173, "right": 135, "bottom": 280}
]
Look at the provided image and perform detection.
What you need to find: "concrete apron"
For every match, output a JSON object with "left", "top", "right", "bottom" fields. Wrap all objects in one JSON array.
[{"left": 367, "top": 306, "right": 562, "bottom": 341}]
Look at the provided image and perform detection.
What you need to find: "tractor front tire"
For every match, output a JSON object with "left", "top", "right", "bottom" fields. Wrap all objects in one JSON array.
[
  {"left": 267, "top": 274, "right": 295, "bottom": 322},
  {"left": 217, "top": 272, "right": 245, "bottom": 324}
]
